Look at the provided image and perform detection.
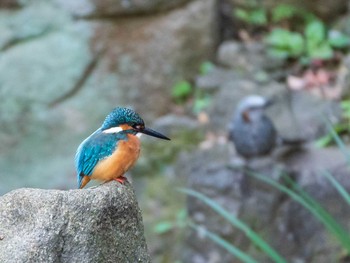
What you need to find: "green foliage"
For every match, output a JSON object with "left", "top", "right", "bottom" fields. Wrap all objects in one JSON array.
[
  {"left": 232, "top": 2, "right": 349, "bottom": 63},
  {"left": 315, "top": 102, "right": 350, "bottom": 148},
  {"left": 250, "top": 171, "right": 350, "bottom": 253},
  {"left": 193, "top": 93, "right": 211, "bottom": 114},
  {"left": 271, "top": 4, "right": 299, "bottom": 22},
  {"left": 305, "top": 20, "right": 333, "bottom": 60},
  {"left": 154, "top": 209, "right": 188, "bottom": 234},
  {"left": 199, "top": 61, "right": 214, "bottom": 75},
  {"left": 266, "top": 18, "right": 349, "bottom": 62},
  {"left": 180, "top": 188, "right": 287, "bottom": 263},
  {"left": 172, "top": 61, "right": 214, "bottom": 112},
  {"left": 189, "top": 222, "right": 258, "bottom": 263},
  {"left": 234, "top": 8, "right": 267, "bottom": 26},
  {"left": 321, "top": 170, "right": 350, "bottom": 206},
  {"left": 265, "top": 28, "right": 304, "bottom": 59},
  {"left": 328, "top": 30, "right": 350, "bottom": 49},
  {"left": 234, "top": 3, "right": 310, "bottom": 26},
  {"left": 171, "top": 80, "right": 193, "bottom": 103}
]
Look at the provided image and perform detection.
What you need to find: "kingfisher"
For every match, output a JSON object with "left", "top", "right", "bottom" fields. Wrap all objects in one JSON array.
[{"left": 75, "top": 107, "right": 171, "bottom": 189}]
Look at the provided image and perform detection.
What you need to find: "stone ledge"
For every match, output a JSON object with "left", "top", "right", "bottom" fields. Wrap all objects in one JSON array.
[{"left": 0, "top": 181, "right": 151, "bottom": 263}]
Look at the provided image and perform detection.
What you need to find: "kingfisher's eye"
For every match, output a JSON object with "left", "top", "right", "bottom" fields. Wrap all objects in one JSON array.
[{"left": 133, "top": 124, "right": 143, "bottom": 130}]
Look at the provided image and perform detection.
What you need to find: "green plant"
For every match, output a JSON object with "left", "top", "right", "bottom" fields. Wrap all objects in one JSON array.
[
  {"left": 179, "top": 188, "right": 287, "bottom": 263},
  {"left": 266, "top": 19, "right": 350, "bottom": 62},
  {"left": 271, "top": 4, "right": 299, "bottom": 23},
  {"left": 234, "top": 3, "right": 312, "bottom": 27},
  {"left": 305, "top": 20, "right": 333, "bottom": 60},
  {"left": 177, "top": 120, "right": 350, "bottom": 261},
  {"left": 233, "top": 2, "right": 350, "bottom": 62},
  {"left": 234, "top": 7, "right": 267, "bottom": 26},
  {"left": 171, "top": 80, "right": 193, "bottom": 103},
  {"left": 265, "top": 28, "right": 304, "bottom": 59},
  {"left": 315, "top": 102, "right": 350, "bottom": 148},
  {"left": 249, "top": 171, "right": 350, "bottom": 253},
  {"left": 172, "top": 61, "right": 214, "bottom": 111},
  {"left": 154, "top": 209, "right": 188, "bottom": 234},
  {"left": 199, "top": 61, "right": 214, "bottom": 75},
  {"left": 189, "top": 222, "right": 258, "bottom": 263}
]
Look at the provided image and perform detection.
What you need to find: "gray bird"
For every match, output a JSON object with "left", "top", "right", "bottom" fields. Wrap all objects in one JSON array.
[
  {"left": 229, "top": 95, "right": 305, "bottom": 159},
  {"left": 229, "top": 95, "right": 277, "bottom": 159}
]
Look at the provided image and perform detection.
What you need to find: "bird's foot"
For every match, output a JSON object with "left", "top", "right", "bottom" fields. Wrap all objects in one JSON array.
[{"left": 114, "top": 176, "right": 127, "bottom": 184}]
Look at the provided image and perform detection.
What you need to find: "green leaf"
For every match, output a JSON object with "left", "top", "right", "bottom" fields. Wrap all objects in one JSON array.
[
  {"left": 341, "top": 100, "right": 350, "bottom": 110},
  {"left": 179, "top": 188, "right": 287, "bottom": 263},
  {"left": 323, "top": 117, "right": 350, "bottom": 164},
  {"left": 305, "top": 20, "right": 326, "bottom": 46},
  {"left": 307, "top": 42, "right": 333, "bottom": 60},
  {"left": 288, "top": 33, "right": 305, "bottom": 56},
  {"left": 154, "top": 221, "right": 174, "bottom": 234},
  {"left": 266, "top": 28, "right": 304, "bottom": 58},
  {"left": 233, "top": 8, "right": 267, "bottom": 25},
  {"left": 267, "top": 49, "right": 289, "bottom": 59},
  {"left": 193, "top": 95, "right": 211, "bottom": 114},
  {"left": 250, "top": 172, "right": 350, "bottom": 253},
  {"left": 272, "top": 4, "right": 298, "bottom": 22},
  {"left": 234, "top": 8, "right": 250, "bottom": 22},
  {"left": 189, "top": 223, "right": 259, "bottom": 263},
  {"left": 250, "top": 9, "right": 267, "bottom": 25},
  {"left": 314, "top": 134, "right": 333, "bottom": 148},
  {"left": 328, "top": 30, "right": 350, "bottom": 48},
  {"left": 171, "top": 81, "right": 192, "bottom": 101},
  {"left": 176, "top": 208, "right": 187, "bottom": 221},
  {"left": 199, "top": 61, "right": 214, "bottom": 75},
  {"left": 321, "top": 170, "right": 350, "bottom": 206}
]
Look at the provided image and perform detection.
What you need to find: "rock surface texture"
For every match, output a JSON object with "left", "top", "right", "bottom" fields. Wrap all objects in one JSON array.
[
  {"left": 0, "top": 0, "right": 216, "bottom": 194},
  {"left": 0, "top": 181, "right": 151, "bottom": 263},
  {"left": 178, "top": 144, "right": 350, "bottom": 263}
]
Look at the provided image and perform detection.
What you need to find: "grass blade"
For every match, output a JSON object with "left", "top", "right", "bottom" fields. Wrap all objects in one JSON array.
[
  {"left": 189, "top": 222, "right": 258, "bottom": 263},
  {"left": 179, "top": 188, "right": 287, "bottom": 263},
  {"left": 320, "top": 170, "right": 350, "bottom": 206},
  {"left": 251, "top": 172, "right": 350, "bottom": 253},
  {"left": 323, "top": 117, "right": 350, "bottom": 164}
]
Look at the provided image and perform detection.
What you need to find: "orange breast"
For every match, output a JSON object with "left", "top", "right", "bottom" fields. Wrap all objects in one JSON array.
[{"left": 90, "top": 134, "right": 141, "bottom": 182}]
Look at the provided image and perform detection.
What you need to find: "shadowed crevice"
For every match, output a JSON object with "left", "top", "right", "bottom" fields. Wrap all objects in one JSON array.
[{"left": 48, "top": 48, "right": 106, "bottom": 108}]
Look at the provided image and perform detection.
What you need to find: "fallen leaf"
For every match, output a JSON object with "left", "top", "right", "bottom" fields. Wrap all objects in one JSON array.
[{"left": 287, "top": 75, "right": 306, "bottom": 90}]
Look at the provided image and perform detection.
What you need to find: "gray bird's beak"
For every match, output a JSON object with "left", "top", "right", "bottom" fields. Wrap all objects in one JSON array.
[
  {"left": 264, "top": 98, "right": 274, "bottom": 108},
  {"left": 139, "top": 127, "right": 171, "bottom": 140}
]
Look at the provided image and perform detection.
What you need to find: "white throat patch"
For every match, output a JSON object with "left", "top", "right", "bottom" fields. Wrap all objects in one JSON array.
[{"left": 102, "top": 127, "right": 123, "bottom": 134}]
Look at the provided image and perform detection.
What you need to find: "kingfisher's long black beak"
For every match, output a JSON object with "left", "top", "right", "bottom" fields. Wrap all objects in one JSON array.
[{"left": 140, "top": 127, "right": 171, "bottom": 140}]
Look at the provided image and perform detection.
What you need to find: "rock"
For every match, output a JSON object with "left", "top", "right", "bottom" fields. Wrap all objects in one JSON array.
[
  {"left": 89, "top": 0, "right": 216, "bottom": 119},
  {"left": 203, "top": 71, "right": 340, "bottom": 140},
  {"left": 339, "top": 53, "right": 350, "bottom": 98},
  {"left": 0, "top": 181, "right": 151, "bottom": 263},
  {"left": 0, "top": 0, "right": 216, "bottom": 194},
  {"left": 179, "top": 143, "right": 350, "bottom": 263},
  {"left": 178, "top": 144, "right": 244, "bottom": 263},
  {"left": 216, "top": 40, "right": 283, "bottom": 73},
  {"left": 0, "top": 0, "right": 26, "bottom": 8},
  {"left": 195, "top": 66, "right": 239, "bottom": 91},
  {"left": 56, "top": 0, "right": 192, "bottom": 17}
]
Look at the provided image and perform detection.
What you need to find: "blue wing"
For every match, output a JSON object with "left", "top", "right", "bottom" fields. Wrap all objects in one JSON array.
[{"left": 75, "top": 130, "right": 128, "bottom": 187}]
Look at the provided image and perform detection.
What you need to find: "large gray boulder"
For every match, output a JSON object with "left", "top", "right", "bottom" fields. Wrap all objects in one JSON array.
[
  {"left": 0, "top": 181, "right": 151, "bottom": 263},
  {"left": 56, "top": 0, "right": 193, "bottom": 17},
  {"left": 0, "top": 0, "right": 216, "bottom": 194}
]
